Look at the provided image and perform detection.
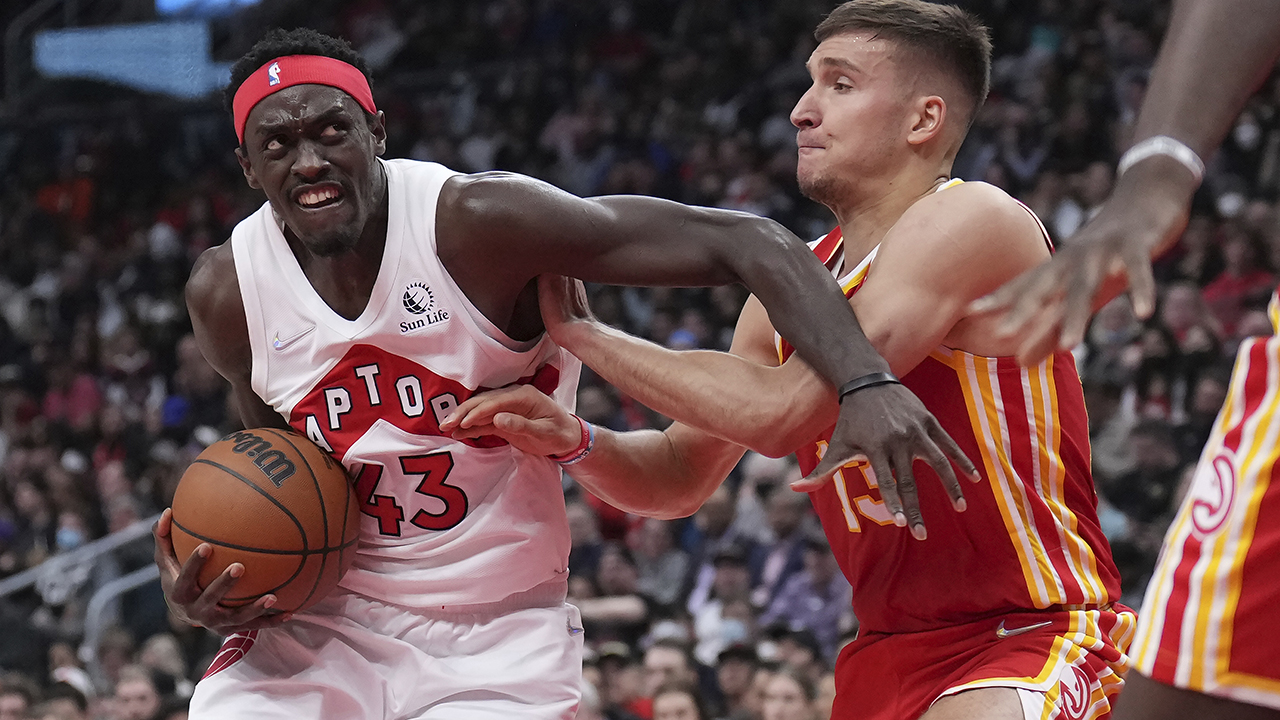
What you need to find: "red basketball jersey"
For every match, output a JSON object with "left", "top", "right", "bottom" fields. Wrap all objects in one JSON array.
[{"left": 779, "top": 224, "right": 1121, "bottom": 634}]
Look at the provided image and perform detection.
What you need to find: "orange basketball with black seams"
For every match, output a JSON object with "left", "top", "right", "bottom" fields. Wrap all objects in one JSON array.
[{"left": 170, "top": 427, "right": 360, "bottom": 613}]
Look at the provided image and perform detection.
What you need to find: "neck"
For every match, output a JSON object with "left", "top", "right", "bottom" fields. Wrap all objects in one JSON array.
[{"left": 829, "top": 166, "right": 950, "bottom": 270}]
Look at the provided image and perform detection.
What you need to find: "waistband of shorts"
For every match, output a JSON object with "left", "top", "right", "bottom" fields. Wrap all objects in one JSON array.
[{"left": 406, "top": 576, "right": 570, "bottom": 620}]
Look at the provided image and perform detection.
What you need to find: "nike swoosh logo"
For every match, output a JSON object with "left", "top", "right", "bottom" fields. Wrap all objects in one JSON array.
[
  {"left": 272, "top": 325, "right": 315, "bottom": 351},
  {"left": 995, "top": 619, "right": 1054, "bottom": 639}
]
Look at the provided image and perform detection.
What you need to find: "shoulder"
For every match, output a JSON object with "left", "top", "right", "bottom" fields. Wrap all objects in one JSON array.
[
  {"left": 185, "top": 243, "right": 251, "bottom": 380},
  {"left": 912, "top": 181, "right": 1041, "bottom": 241},
  {"left": 438, "top": 171, "right": 565, "bottom": 222},
  {"left": 882, "top": 181, "right": 1047, "bottom": 274},
  {"left": 185, "top": 242, "right": 239, "bottom": 313}
]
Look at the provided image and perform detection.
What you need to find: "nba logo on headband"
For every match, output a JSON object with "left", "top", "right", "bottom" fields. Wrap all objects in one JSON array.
[{"left": 232, "top": 55, "right": 378, "bottom": 143}]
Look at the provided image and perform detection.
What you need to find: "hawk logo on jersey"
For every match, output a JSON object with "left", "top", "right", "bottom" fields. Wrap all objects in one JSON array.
[
  {"left": 1190, "top": 450, "right": 1237, "bottom": 537},
  {"left": 401, "top": 281, "right": 450, "bottom": 333},
  {"left": 267, "top": 62, "right": 281, "bottom": 86},
  {"left": 1057, "top": 664, "right": 1090, "bottom": 720}
]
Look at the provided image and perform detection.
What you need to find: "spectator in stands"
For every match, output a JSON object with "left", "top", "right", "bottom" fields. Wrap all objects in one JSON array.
[
  {"left": 757, "top": 534, "right": 853, "bottom": 663},
  {"left": 760, "top": 666, "right": 815, "bottom": 720},
  {"left": 769, "top": 631, "right": 825, "bottom": 686},
  {"left": 684, "top": 487, "right": 765, "bottom": 617},
  {"left": 651, "top": 682, "right": 709, "bottom": 720},
  {"left": 748, "top": 490, "right": 811, "bottom": 611},
  {"left": 109, "top": 666, "right": 160, "bottom": 720},
  {"left": 577, "top": 680, "right": 606, "bottom": 720},
  {"left": 714, "top": 644, "right": 759, "bottom": 720},
  {"left": 575, "top": 542, "right": 652, "bottom": 648},
  {"left": 33, "top": 681, "right": 87, "bottom": 720},
  {"left": 567, "top": 499, "right": 606, "bottom": 581},
  {"left": 812, "top": 672, "right": 836, "bottom": 720},
  {"left": 1200, "top": 225, "right": 1275, "bottom": 338},
  {"left": 596, "top": 642, "right": 646, "bottom": 720},
  {"left": 0, "top": 673, "right": 39, "bottom": 720},
  {"left": 632, "top": 519, "right": 691, "bottom": 611},
  {"left": 692, "top": 544, "right": 755, "bottom": 666}
]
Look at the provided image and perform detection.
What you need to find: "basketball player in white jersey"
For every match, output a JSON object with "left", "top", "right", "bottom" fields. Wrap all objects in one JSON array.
[
  {"left": 148, "top": 28, "right": 974, "bottom": 720},
  {"left": 976, "top": 2, "right": 1280, "bottom": 719}
]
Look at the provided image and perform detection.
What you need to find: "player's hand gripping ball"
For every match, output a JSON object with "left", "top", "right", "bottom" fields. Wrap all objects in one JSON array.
[{"left": 169, "top": 428, "right": 360, "bottom": 613}]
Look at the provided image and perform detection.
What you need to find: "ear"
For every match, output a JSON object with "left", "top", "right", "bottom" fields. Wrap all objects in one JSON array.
[
  {"left": 235, "top": 146, "right": 262, "bottom": 190},
  {"left": 369, "top": 110, "right": 388, "bottom": 157},
  {"left": 906, "top": 95, "right": 946, "bottom": 147}
]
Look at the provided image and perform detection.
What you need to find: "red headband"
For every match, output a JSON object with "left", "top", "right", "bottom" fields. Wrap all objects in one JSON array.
[{"left": 232, "top": 55, "right": 378, "bottom": 144}]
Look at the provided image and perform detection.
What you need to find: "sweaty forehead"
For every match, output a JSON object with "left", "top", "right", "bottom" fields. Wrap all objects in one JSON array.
[
  {"left": 807, "top": 31, "right": 896, "bottom": 72},
  {"left": 246, "top": 85, "right": 360, "bottom": 135}
]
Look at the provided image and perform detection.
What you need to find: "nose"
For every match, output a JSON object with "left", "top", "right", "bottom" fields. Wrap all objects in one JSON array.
[
  {"left": 791, "top": 85, "right": 820, "bottom": 129},
  {"left": 291, "top": 139, "right": 329, "bottom": 179}
]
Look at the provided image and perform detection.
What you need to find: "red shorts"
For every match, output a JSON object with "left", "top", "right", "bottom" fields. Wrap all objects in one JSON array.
[
  {"left": 833, "top": 607, "right": 1135, "bottom": 720},
  {"left": 1132, "top": 334, "right": 1280, "bottom": 710}
]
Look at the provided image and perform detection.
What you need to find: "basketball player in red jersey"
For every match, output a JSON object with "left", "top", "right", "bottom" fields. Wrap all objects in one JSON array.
[
  {"left": 150, "top": 26, "right": 973, "bottom": 720},
  {"left": 977, "top": 1, "right": 1280, "bottom": 718},
  {"left": 444, "top": 2, "right": 1131, "bottom": 718}
]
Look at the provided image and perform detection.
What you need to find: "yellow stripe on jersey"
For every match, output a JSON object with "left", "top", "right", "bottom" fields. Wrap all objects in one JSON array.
[
  {"left": 943, "top": 610, "right": 1134, "bottom": 701},
  {"left": 1210, "top": 338, "right": 1280, "bottom": 694},
  {"left": 1132, "top": 341, "right": 1249, "bottom": 673},
  {"left": 1133, "top": 336, "right": 1280, "bottom": 697},
  {"left": 1026, "top": 358, "right": 1109, "bottom": 604},
  {"left": 940, "top": 348, "right": 1062, "bottom": 607}
]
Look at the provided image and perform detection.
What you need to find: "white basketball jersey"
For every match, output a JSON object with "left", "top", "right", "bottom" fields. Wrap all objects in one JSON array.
[{"left": 230, "top": 158, "right": 580, "bottom": 609}]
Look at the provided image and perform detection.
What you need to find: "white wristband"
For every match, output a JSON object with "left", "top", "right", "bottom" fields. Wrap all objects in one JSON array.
[{"left": 1117, "top": 135, "right": 1204, "bottom": 185}]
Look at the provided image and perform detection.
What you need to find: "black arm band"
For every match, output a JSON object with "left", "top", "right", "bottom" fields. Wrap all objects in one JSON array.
[{"left": 837, "top": 372, "right": 901, "bottom": 402}]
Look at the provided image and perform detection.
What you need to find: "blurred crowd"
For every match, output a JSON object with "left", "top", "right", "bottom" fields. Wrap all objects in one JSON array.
[{"left": 0, "top": 0, "right": 1276, "bottom": 718}]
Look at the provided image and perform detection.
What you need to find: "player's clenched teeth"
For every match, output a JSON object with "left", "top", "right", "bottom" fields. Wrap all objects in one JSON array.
[{"left": 293, "top": 183, "right": 345, "bottom": 209}]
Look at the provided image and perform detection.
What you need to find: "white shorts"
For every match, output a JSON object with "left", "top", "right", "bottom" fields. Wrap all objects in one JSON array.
[{"left": 190, "top": 589, "right": 584, "bottom": 720}]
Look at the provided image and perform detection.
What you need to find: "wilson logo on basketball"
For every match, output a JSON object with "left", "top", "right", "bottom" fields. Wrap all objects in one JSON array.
[
  {"left": 400, "top": 281, "right": 449, "bottom": 334},
  {"left": 221, "top": 431, "right": 297, "bottom": 487}
]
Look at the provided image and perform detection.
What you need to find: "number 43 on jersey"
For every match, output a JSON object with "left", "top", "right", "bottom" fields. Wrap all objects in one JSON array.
[{"left": 353, "top": 451, "right": 468, "bottom": 536}]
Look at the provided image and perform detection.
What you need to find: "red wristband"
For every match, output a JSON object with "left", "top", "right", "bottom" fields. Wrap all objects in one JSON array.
[{"left": 549, "top": 415, "right": 594, "bottom": 465}]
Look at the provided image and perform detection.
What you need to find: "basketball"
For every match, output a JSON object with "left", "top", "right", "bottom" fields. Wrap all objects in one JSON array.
[{"left": 169, "top": 427, "right": 360, "bottom": 613}]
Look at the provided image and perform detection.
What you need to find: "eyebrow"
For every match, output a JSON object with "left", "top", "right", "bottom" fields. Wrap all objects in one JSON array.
[
  {"left": 253, "top": 106, "right": 350, "bottom": 138},
  {"left": 817, "top": 56, "right": 861, "bottom": 75}
]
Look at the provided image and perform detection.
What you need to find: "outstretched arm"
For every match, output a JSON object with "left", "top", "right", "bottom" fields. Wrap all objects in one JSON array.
[
  {"left": 438, "top": 173, "right": 969, "bottom": 488},
  {"left": 974, "top": 0, "right": 1280, "bottom": 363},
  {"left": 439, "top": 173, "right": 887, "bottom": 388}
]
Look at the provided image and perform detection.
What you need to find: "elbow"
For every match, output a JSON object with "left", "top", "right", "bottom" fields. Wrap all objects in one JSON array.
[{"left": 752, "top": 430, "right": 805, "bottom": 459}]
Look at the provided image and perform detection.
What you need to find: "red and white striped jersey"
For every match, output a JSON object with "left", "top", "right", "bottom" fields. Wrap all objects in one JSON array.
[
  {"left": 1130, "top": 289, "right": 1280, "bottom": 706},
  {"left": 778, "top": 186, "right": 1121, "bottom": 634},
  {"left": 229, "top": 159, "right": 581, "bottom": 609}
]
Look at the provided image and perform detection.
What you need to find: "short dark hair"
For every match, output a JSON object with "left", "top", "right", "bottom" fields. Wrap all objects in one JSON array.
[
  {"left": 652, "top": 681, "right": 710, "bottom": 720},
  {"left": 0, "top": 672, "right": 40, "bottom": 708},
  {"left": 815, "top": 0, "right": 992, "bottom": 127},
  {"left": 224, "top": 28, "right": 373, "bottom": 118}
]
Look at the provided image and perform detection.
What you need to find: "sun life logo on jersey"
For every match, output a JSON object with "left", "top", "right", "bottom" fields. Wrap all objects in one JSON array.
[
  {"left": 267, "top": 62, "right": 281, "bottom": 86},
  {"left": 400, "top": 281, "right": 449, "bottom": 334}
]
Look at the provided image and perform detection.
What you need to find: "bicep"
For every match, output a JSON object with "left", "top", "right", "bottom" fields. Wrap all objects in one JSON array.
[
  {"left": 443, "top": 173, "right": 749, "bottom": 286},
  {"left": 852, "top": 273, "right": 963, "bottom": 376},
  {"left": 186, "top": 245, "right": 287, "bottom": 431}
]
